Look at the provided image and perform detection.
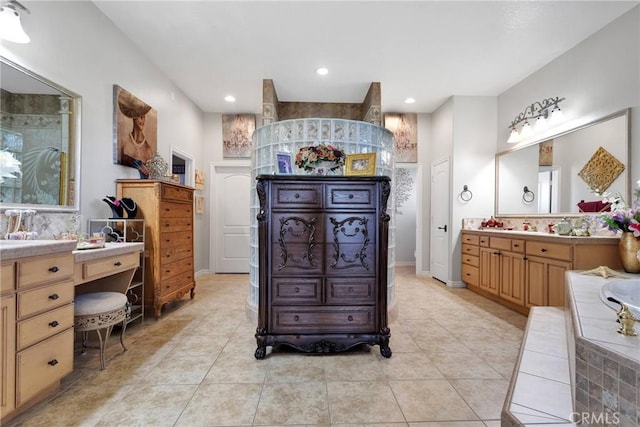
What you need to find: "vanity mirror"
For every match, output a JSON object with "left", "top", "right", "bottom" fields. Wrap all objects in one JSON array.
[
  {"left": 496, "top": 109, "right": 630, "bottom": 216},
  {"left": 0, "top": 56, "right": 81, "bottom": 212}
]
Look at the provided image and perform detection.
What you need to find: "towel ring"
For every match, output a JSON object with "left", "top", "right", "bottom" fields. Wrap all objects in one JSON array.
[
  {"left": 522, "top": 186, "right": 535, "bottom": 203},
  {"left": 460, "top": 185, "right": 473, "bottom": 202}
]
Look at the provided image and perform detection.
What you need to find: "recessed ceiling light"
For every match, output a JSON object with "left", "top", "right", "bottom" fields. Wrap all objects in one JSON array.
[
  {"left": 316, "top": 67, "right": 329, "bottom": 76},
  {"left": 404, "top": 97, "right": 416, "bottom": 104},
  {"left": 224, "top": 95, "right": 236, "bottom": 102}
]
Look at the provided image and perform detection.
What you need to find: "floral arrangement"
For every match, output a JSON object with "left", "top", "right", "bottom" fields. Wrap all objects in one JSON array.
[
  {"left": 599, "top": 179, "right": 640, "bottom": 236},
  {"left": 295, "top": 144, "right": 345, "bottom": 171},
  {"left": 0, "top": 150, "right": 21, "bottom": 184}
]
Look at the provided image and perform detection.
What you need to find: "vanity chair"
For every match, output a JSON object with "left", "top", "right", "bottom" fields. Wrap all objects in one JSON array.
[{"left": 74, "top": 292, "right": 129, "bottom": 369}]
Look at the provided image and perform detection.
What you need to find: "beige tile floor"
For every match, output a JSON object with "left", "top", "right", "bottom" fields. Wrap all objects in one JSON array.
[{"left": 8, "top": 266, "right": 527, "bottom": 427}]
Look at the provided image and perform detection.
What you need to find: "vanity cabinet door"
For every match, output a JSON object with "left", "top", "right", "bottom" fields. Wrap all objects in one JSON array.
[
  {"left": 479, "top": 247, "right": 499, "bottom": 295},
  {"left": 0, "top": 294, "right": 16, "bottom": 419},
  {"left": 499, "top": 251, "right": 526, "bottom": 306},
  {"left": 526, "top": 255, "right": 571, "bottom": 307}
]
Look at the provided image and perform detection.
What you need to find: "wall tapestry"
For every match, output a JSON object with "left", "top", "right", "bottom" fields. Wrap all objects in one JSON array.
[
  {"left": 222, "top": 114, "right": 255, "bottom": 158},
  {"left": 577, "top": 146, "right": 624, "bottom": 194},
  {"left": 384, "top": 113, "right": 417, "bottom": 163},
  {"left": 113, "top": 85, "right": 158, "bottom": 177}
]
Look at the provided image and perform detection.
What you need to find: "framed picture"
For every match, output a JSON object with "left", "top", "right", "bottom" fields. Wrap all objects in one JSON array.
[
  {"left": 384, "top": 113, "right": 417, "bottom": 163},
  {"left": 276, "top": 152, "right": 293, "bottom": 174},
  {"left": 195, "top": 169, "right": 205, "bottom": 190},
  {"left": 195, "top": 196, "right": 205, "bottom": 214},
  {"left": 113, "top": 85, "right": 158, "bottom": 177},
  {"left": 345, "top": 153, "right": 376, "bottom": 176},
  {"left": 222, "top": 114, "right": 256, "bottom": 158}
]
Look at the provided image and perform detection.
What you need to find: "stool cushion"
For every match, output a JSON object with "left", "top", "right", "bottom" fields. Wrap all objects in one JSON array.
[{"left": 75, "top": 292, "right": 127, "bottom": 316}]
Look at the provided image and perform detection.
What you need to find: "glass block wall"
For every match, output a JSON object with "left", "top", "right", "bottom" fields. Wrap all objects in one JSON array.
[{"left": 248, "top": 118, "right": 397, "bottom": 320}]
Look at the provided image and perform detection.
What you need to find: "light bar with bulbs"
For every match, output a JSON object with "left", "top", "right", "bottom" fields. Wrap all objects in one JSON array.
[{"left": 507, "top": 96, "right": 565, "bottom": 143}]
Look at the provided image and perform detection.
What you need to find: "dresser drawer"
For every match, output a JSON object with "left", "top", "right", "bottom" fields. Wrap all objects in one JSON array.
[
  {"left": 270, "top": 306, "right": 375, "bottom": 333},
  {"left": 272, "top": 183, "right": 322, "bottom": 209},
  {"left": 17, "top": 280, "right": 74, "bottom": 320},
  {"left": 271, "top": 278, "right": 322, "bottom": 305},
  {"left": 462, "top": 264, "right": 479, "bottom": 286},
  {"left": 526, "top": 241, "right": 572, "bottom": 261},
  {"left": 161, "top": 184, "right": 193, "bottom": 203},
  {"left": 160, "top": 230, "right": 193, "bottom": 248},
  {"left": 326, "top": 278, "right": 375, "bottom": 304},
  {"left": 17, "top": 304, "right": 74, "bottom": 351},
  {"left": 461, "top": 244, "right": 479, "bottom": 257},
  {"left": 325, "top": 184, "right": 376, "bottom": 209},
  {"left": 272, "top": 213, "right": 322, "bottom": 243},
  {"left": 159, "top": 257, "right": 194, "bottom": 280},
  {"left": 462, "top": 233, "right": 479, "bottom": 245},
  {"left": 160, "top": 245, "right": 193, "bottom": 264},
  {"left": 158, "top": 216, "right": 193, "bottom": 233},
  {"left": 16, "top": 328, "right": 73, "bottom": 406},
  {"left": 1, "top": 262, "right": 15, "bottom": 293},
  {"left": 82, "top": 251, "right": 139, "bottom": 282},
  {"left": 160, "top": 271, "right": 194, "bottom": 296},
  {"left": 462, "top": 253, "right": 479, "bottom": 268},
  {"left": 160, "top": 202, "right": 194, "bottom": 218},
  {"left": 17, "top": 254, "right": 74, "bottom": 290}
]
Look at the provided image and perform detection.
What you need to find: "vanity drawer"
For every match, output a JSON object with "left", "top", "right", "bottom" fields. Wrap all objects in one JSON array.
[
  {"left": 272, "top": 278, "right": 322, "bottom": 305},
  {"left": 326, "top": 184, "right": 376, "bottom": 209},
  {"left": 479, "top": 236, "right": 489, "bottom": 247},
  {"left": 161, "top": 184, "right": 193, "bottom": 203},
  {"left": 511, "top": 239, "right": 525, "bottom": 253},
  {"left": 462, "top": 244, "right": 479, "bottom": 257},
  {"left": 17, "top": 254, "right": 74, "bottom": 290},
  {"left": 462, "top": 234, "right": 479, "bottom": 245},
  {"left": 462, "top": 253, "right": 479, "bottom": 267},
  {"left": 17, "top": 303, "right": 74, "bottom": 351},
  {"left": 160, "top": 202, "right": 194, "bottom": 219},
  {"left": 16, "top": 328, "right": 73, "bottom": 406},
  {"left": 82, "top": 251, "right": 139, "bottom": 282},
  {"left": 17, "top": 280, "right": 74, "bottom": 319},
  {"left": 526, "top": 241, "right": 572, "bottom": 261},
  {"left": 270, "top": 306, "right": 374, "bottom": 333},
  {"left": 462, "top": 264, "right": 479, "bottom": 286},
  {"left": 1, "top": 262, "right": 15, "bottom": 293},
  {"left": 490, "top": 237, "right": 512, "bottom": 251},
  {"left": 272, "top": 183, "right": 322, "bottom": 209}
]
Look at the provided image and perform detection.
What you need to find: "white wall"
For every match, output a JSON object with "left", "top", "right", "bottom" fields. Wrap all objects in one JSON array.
[{"left": 0, "top": 2, "right": 208, "bottom": 271}]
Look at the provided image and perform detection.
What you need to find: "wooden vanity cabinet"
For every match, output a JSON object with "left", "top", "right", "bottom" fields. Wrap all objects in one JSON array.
[
  {"left": 117, "top": 180, "right": 196, "bottom": 318},
  {"left": 0, "top": 262, "right": 16, "bottom": 419},
  {"left": 254, "top": 175, "right": 391, "bottom": 359}
]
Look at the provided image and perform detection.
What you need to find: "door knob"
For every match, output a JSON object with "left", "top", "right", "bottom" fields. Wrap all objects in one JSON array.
[{"left": 437, "top": 225, "right": 448, "bottom": 232}]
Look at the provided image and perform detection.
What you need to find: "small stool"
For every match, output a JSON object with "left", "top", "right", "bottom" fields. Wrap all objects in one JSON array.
[{"left": 74, "top": 292, "right": 129, "bottom": 370}]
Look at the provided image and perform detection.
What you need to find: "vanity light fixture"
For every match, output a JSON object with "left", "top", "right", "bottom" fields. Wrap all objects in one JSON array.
[
  {"left": 0, "top": 0, "right": 30, "bottom": 44},
  {"left": 507, "top": 96, "right": 565, "bottom": 143}
]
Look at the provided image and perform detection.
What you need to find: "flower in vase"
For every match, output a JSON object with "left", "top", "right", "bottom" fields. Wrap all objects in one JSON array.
[
  {"left": 295, "top": 144, "right": 345, "bottom": 171},
  {"left": 0, "top": 150, "right": 21, "bottom": 184}
]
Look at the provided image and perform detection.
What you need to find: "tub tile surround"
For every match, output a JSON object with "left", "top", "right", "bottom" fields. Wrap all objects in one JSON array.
[{"left": 502, "top": 272, "right": 640, "bottom": 427}]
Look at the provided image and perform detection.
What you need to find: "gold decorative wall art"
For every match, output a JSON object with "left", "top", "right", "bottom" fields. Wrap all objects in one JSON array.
[{"left": 577, "top": 146, "right": 624, "bottom": 193}]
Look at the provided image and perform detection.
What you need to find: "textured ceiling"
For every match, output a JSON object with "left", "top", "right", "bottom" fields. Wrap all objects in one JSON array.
[{"left": 93, "top": 1, "right": 638, "bottom": 114}]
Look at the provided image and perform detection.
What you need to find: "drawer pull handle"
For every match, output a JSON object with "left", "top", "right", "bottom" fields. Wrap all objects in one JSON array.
[
  {"left": 49, "top": 266, "right": 59, "bottom": 273},
  {"left": 348, "top": 316, "right": 353, "bottom": 321},
  {"left": 513, "top": 244, "right": 520, "bottom": 248},
  {"left": 49, "top": 321, "right": 59, "bottom": 327},
  {"left": 294, "top": 287, "right": 300, "bottom": 293},
  {"left": 114, "top": 261, "right": 122, "bottom": 267},
  {"left": 49, "top": 294, "right": 59, "bottom": 300},
  {"left": 293, "top": 315, "right": 299, "bottom": 321},
  {"left": 349, "top": 194, "right": 354, "bottom": 199},
  {"left": 48, "top": 359, "right": 59, "bottom": 366},
  {"left": 540, "top": 248, "right": 547, "bottom": 252},
  {"left": 294, "top": 193, "right": 300, "bottom": 199}
]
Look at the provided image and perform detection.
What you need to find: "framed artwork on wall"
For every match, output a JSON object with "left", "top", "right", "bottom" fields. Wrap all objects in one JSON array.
[
  {"left": 113, "top": 85, "right": 157, "bottom": 177},
  {"left": 384, "top": 113, "right": 417, "bottom": 163},
  {"left": 222, "top": 114, "right": 256, "bottom": 158},
  {"left": 276, "top": 152, "right": 292, "bottom": 174},
  {"left": 195, "top": 169, "right": 205, "bottom": 190},
  {"left": 345, "top": 153, "right": 376, "bottom": 176},
  {"left": 195, "top": 196, "right": 205, "bottom": 214}
]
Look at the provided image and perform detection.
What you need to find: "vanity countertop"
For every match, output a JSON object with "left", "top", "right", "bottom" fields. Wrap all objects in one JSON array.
[
  {"left": 73, "top": 242, "right": 144, "bottom": 262},
  {"left": 0, "top": 239, "right": 78, "bottom": 261},
  {"left": 463, "top": 228, "right": 620, "bottom": 244}
]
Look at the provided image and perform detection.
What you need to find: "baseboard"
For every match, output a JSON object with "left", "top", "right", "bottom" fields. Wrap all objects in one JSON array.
[{"left": 195, "top": 269, "right": 211, "bottom": 278}]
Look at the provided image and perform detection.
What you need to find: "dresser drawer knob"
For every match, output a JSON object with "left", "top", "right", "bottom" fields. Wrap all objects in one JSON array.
[
  {"left": 294, "top": 193, "right": 300, "bottom": 199},
  {"left": 49, "top": 320, "right": 59, "bottom": 327},
  {"left": 348, "top": 287, "right": 353, "bottom": 293},
  {"left": 294, "top": 287, "right": 300, "bottom": 293},
  {"left": 348, "top": 316, "right": 353, "bottom": 321},
  {"left": 114, "top": 261, "right": 122, "bottom": 267},
  {"left": 293, "top": 315, "right": 299, "bottom": 321},
  {"left": 48, "top": 359, "right": 59, "bottom": 366},
  {"left": 49, "top": 293, "right": 59, "bottom": 300},
  {"left": 541, "top": 248, "right": 547, "bottom": 252},
  {"left": 349, "top": 194, "right": 354, "bottom": 199},
  {"left": 48, "top": 266, "right": 59, "bottom": 273}
]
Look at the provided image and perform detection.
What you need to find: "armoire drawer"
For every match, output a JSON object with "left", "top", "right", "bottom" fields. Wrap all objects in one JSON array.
[
  {"left": 270, "top": 306, "right": 375, "bottom": 333},
  {"left": 272, "top": 183, "right": 322, "bottom": 209},
  {"left": 325, "top": 184, "right": 376, "bottom": 209},
  {"left": 271, "top": 278, "right": 322, "bottom": 305},
  {"left": 326, "top": 278, "right": 375, "bottom": 304}
]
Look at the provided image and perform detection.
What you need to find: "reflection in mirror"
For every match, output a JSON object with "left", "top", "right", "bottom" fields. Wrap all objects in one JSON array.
[
  {"left": 496, "top": 109, "right": 629, "bottom": 216},
  {"left": 0, "top": 57, "right": 81, "bottom": 211}
]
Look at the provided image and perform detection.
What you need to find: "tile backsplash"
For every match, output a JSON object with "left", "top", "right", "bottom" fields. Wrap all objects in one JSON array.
[{"left": 1, "top": 211, "right": 81, "bottom": 240}]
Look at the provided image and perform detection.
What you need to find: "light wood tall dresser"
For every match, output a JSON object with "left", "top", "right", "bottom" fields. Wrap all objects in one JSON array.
[{"left": 116, "top": 179, "right": 196, "bottom": 318}]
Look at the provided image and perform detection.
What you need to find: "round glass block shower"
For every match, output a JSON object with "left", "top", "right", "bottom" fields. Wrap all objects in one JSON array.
[{"left": 248, "top": 118, "right": 397, "bottom": 321}]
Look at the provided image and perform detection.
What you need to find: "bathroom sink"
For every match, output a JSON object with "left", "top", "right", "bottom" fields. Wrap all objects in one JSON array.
[{"left": 600, "top": 279, "right": 640, "bottom": 320}]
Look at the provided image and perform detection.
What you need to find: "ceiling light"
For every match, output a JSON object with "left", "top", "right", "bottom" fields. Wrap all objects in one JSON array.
[
  {"left": 0, "top": 0, "right": 30, "bottom": 44},
  {"left": 507, "top": 96, "right": 565, "bottom": 143},
  {"left": 316, "top": 67, "right": 328, "bottom": 76},
  {"left": 224, "top": 95, "right": 236, "bottom": 102},
  {"left": 404, "top": 97, "right": 416, "bottom": 104}
]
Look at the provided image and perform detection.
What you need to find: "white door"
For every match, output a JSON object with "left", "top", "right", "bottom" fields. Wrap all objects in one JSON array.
[
  {"left": 430, "top": 158, "right": 450, "bottom": 283},
  {"left": 211, "top": 164, "right": 250, "bottom": 273}
]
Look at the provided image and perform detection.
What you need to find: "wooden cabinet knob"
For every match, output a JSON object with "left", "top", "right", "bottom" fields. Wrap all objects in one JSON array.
[
  {"left": 48, "top": 359, "right": 59, "bottom": 366},
  {"left": 49, "top": 321, "right": 59, "bottom": 327},
  {"left": 293, "top": 315, "right": 299, "bottom": 321},
  {"left": 348, "top": 316, "right": 353, "bottom": 321},
  {"left": 49, "top": 294, "right": 59, "bottom": 300},
  {"left": 49, "top": 266, "right": 59, "bottom": 273}
]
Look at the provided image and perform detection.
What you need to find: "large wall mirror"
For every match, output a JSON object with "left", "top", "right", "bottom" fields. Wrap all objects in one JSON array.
[
  {"left": 0, "top": 57, "right": 81, "bottom": 212},
  {"left": 496, "top": 109, "right": 630, "bottom": 216}
]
